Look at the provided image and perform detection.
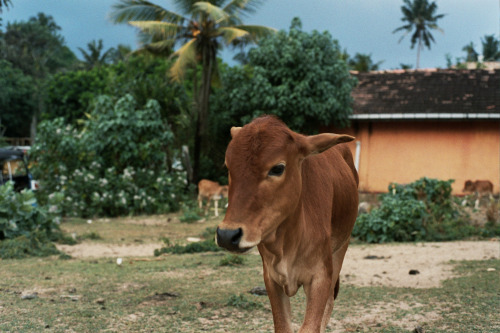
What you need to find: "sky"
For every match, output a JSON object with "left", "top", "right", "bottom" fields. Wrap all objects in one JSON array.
[{"left": 1, "top": 0, "right": 499, "bottom": 70}]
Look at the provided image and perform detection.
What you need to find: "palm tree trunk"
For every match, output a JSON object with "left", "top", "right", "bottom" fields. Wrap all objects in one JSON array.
[
  {"left": 416, "top": 36, "right": 422, "bottom": 69},
  {"left": 192, "top": 44, "right": 214, "bottom": 184}
]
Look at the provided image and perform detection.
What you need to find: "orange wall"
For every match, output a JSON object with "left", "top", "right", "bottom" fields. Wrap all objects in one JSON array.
[{"left": 333, "top": 121, "right": 500, "bottom": 195}]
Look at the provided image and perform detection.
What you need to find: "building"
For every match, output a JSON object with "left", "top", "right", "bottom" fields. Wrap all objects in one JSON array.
[{"left": 336, "top": 69, "right": 499, "bottom": 195}]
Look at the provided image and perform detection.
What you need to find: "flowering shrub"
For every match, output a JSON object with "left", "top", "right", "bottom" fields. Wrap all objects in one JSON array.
[{"left": 31, "top": 94, "right": 187, "bottom": 217}]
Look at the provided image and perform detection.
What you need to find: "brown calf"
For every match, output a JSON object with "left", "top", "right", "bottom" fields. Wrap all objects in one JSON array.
[
  {"left": 462, "top": 180, "right": 494, "bottom": 208},
  {"left": 216, "top": 116, "right": 359, "bottom": 332},
  {"left": 197, "top": 179, "right": 228, "bottom": 217}
]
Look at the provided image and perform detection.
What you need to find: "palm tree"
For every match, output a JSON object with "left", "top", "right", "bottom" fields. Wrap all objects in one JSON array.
[
  {"left": 462, "top": 42, "right": 478, "bottom": 62},
  {"left": 393, "top": 0, "right": 445, "bottom": 68},
  {"left": 111, "top": 0, "right": 274, "bottom": 184},
  {"left": 0, "top": 0, "right": 12, "bottom": 13},
  {"left": 481, "top": 34, "right": 500, "bottom": 61},
  {"left": 348, "top": 53, "right": 384, "bottom": 72},
  {"left": 78, "top": 39, "right": 115, "bottom": 69}
]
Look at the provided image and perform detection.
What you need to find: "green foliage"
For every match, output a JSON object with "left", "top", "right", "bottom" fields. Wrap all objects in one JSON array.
[
  {"left": 0, "top": 181, "right": 64, "bottom": 259},
  {"left": 0, "top": 181, "right": 63, "bottom": 240},
  {"left": 0, "top": 13, "right": 77, "bottom": 77},
  {"left": 226, "top": 294, "right": 263, "bottom": 310},
  {"left": 200, "top": 226, "right": 217, "bottom": 239},
  {"left": 212, "top": 17, "right": 356, "bottom": 135},
  {"left": 219, "top": 254, "right": 245, "bottom": 267},
  {"left": 45, "top": 67, "right": 108, "bottom": 124},
  {"left": 348, "top": 53, "right": 383, "bottom": 72},
  {"left": 31, "top": 94, "right": 187, "bottom": 217},
  {"left": 481, "top": 34, "right": 500, "bottom": 61},
  {"left": 178, "top": 201, "right": 203, "bottom": 223},
  {"left": 353, "top": 177, "right": 495, "bottom": 243},
  {"left": 393, "top": 0, "right": 445, "bottom": 51},
  {"left": 0, "top": 231, "right": 60, "bottom": 259},
  {"left": 179, "top": 211, "right": 204, "bottom": 223},
  {"left": 44, "top": 55, "right": 189, "bottom": 144},
  {"left": 0, "top": 60, "right": 34, "bottom": 137}
]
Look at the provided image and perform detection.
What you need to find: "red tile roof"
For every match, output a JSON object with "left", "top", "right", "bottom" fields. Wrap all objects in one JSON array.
[{"left": 351, "top": 69, "right": 499, "bottom": 119}]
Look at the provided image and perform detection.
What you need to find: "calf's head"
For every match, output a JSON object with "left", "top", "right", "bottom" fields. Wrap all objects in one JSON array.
[
  {"left": 216, "top": 116, "right": 353, "bottom": 253},
  {"left": 462, "top": 180, "right": 474, "bottom": 193}
]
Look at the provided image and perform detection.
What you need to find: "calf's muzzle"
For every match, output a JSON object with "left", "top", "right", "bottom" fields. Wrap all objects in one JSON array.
[{"left": 216, "top": 227, "right": 244, "bottom": 252}]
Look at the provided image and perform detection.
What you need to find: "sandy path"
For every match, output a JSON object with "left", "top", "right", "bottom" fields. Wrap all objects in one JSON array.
[
  {"left": 341, "top": 240, "right": 499, "bottom": 288},
  {"left": 57, "top": 240, "right": 499, "bottom": 288}
]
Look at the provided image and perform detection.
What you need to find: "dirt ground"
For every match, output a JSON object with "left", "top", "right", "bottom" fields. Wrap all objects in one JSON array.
[{"left": 57, "top": 239, "right": 499, "bottom": 289}]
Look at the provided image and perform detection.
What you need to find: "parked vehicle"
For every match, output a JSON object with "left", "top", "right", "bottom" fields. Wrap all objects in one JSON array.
[{"left": 0, "top": 147, "right": 37, "bottom": 192}]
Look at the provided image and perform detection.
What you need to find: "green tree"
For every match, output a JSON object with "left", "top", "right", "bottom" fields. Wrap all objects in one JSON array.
[
  {"left": 78, "top": 39, "right": 115, "bottom": 69},
  {"left": 111, "top": 0, "right": 274, "bottom": 183},
  {"left": 44, "top": 54, "right": 188, "bottom": 143},
  {"left": 210, "top": 17, "right": 356, "bottom": 164},
  {"left": 481, "top": 34, "right": 500, "bottom": 61},
  {"left": 44, "top": 67, "right": 109, "bottom": 124},
  {"left": 462, "top": 42, "right": 478, "bottom": 62},
  {"left": 0, "top": 60, "right": 34, "bottom": 137},
  {"left": 348, "top": 53, "right": 383, "bottom": 72},
  {"left": 0, "top": 13, "right": 77, "bottom": 140},
  {"left": 109, "top": 44, "right": 132, "bottom": 63},
  {"left": 393, "top": 0, "right": 445, "bottom": 68}
]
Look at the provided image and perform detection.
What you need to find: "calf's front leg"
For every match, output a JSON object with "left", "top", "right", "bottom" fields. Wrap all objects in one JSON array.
[
  {"left": 300, "top": 273, "right": 333, "bottom": 333},
  {"left": 263, "top": 265, "right": 293, "bottom": 333}
]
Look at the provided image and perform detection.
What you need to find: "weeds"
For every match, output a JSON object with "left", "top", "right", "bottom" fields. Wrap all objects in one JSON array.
[
  {"left": 0, "top": 231, "right": 61, "bottom": 259},
  {"left": 154, "top": 238, "right": 221, "bottom": 256},
  {"left": 219, "top": 254, "right": 245, "bottom": 266},
  {"left": 226, "top": 294, "right": 263, "bottom": 310}
]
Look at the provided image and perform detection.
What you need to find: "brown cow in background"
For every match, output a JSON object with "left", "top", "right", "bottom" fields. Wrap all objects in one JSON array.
[
  {"left": 216, "top": 116, "right": 359, "bottom": 332},
  {"left": 197, "top": 179, "right": 228, "bottom": 217},
  {"left": 462, "top": 180, "right": 494, "bottom": 208}
]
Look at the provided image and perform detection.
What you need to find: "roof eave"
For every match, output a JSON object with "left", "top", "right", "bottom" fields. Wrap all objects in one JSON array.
[{"left": 350, "top": 113, "right": 500, "bottom": 120}]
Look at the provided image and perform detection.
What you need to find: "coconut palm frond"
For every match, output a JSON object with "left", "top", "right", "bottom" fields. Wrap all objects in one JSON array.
[
  {"left": 192, "top": 2, "right": 229, "bottom": 24},
  {"left": 169, "top": 38, "right": 197, "bottom": 81},
  {"left": 111, "top": 0, "right": 187, "bottom": 25},
  {"left": 218, "top": 26, "right": 249, "bottom": 44},
  {"left": 129, "top": 21, "right": 181, "bottom": 40},
  {"left": 223, "top": 0, "right": 263, "bottom": 17},
  {"left": 233, "top": 25, "right": 276, "bottom": 41}
]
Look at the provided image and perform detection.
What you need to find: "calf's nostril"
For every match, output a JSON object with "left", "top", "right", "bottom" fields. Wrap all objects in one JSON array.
[{"left": 231, "top": 228, "right": 243, "bottom": 245}]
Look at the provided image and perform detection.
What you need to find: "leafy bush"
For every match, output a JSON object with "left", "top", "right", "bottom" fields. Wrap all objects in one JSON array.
[
  {"left": 31, "top": 94, "right": 188, "bottom": 217},
  {"left": 353, "top": 177, "right": 495, "bottom": 243},
  {"left": 0, "top": 232, "right": 61, "bottom": 259},
  {"left": 0, "top": 181, "right": 64, "bottom": 259}
]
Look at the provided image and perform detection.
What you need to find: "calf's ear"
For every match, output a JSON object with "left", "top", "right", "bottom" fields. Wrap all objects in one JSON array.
[
  {"left": 230, "top": 127, "right": 242, "bottom": 138},
  {"left": 305, "top": 133, "right": 354, "bottom": 155}
]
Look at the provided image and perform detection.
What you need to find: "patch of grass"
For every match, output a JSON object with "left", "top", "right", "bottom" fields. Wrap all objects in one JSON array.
[
  {"left": 226, "top": 293, "right": 263, "bottom": 310},
  {"left": 178, "top": 211, "right": 203, "bottom": 223},
  {"left": 79, "top": 231, "right": 102, "bottom": 240},
  {"left": 219, "top": 254, "right": 245, "bottom": 266}
]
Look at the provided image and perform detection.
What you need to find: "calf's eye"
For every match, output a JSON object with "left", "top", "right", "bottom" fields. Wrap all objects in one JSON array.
[{"left": 268, "top": 163, "right": 285, "bottom": 177}]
